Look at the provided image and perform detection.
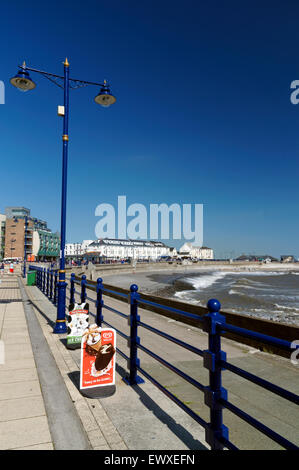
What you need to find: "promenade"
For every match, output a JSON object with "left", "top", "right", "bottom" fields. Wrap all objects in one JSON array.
[
  {"left": 0, "top": 271, "right": 53, "bottom": 449},
  {"left": 0, "top": 269, "right": 298, "bottom": 450},
  {"left": 0, "top": 270, "right": 207, "bottom": 450}
]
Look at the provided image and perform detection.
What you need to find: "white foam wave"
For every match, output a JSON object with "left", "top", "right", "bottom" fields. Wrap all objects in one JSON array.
[
  {"left": 228, "top": 289, "right": 242, "bottom": 295},
  {"left": 174, "top": 290, "right": 200, "bottom": 304},
  {"left": 183, "top": 271, "right": 232, "bottom": 291},
  {"left": 274, "top": 303, "right": 299, "bottom": 313},
  {"left": 231, "top": 271, "right": 286, "bottom": 276}
]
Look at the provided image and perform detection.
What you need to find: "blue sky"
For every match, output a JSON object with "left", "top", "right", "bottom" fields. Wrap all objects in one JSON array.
[{"left": 1, "top": 0, "right": 299, "bottom": 258}]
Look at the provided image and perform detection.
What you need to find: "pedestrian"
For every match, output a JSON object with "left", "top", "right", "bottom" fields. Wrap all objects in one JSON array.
[{"left": 0, "top": 262, "right": 4, "bottom": 278}]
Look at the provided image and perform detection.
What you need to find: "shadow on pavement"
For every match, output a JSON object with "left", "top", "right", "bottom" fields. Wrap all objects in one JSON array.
[
  {"left": 69, "top": 370, "right": 80, "bottom": 389},
  {"left": 115, "top": 362, "right": 208, "bottom": 450},
  {"left": 26, "top": 298, "right": 56, "bottom": 328}
]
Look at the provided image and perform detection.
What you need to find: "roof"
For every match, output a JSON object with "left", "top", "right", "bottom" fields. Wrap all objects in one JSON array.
[{"left": 88, "top": 238, "right": 169, "bottom": 248}]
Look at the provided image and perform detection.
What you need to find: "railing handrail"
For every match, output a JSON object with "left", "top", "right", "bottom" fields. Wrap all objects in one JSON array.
[{"left": 220, "top": 321, "right": 293, "bottom": 351}]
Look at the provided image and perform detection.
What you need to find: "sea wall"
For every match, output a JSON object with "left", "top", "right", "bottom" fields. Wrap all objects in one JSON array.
[{"left": 66, "top": 260, "right": 283, "bottom": 281}]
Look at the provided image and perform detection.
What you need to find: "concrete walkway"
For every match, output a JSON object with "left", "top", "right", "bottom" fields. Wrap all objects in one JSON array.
[{"left": 0, "top": 273, "right": 53, "bottom": 449}]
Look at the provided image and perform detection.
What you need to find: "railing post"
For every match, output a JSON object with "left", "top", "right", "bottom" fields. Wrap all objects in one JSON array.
[
  {"left": 43, "top": 268, "right": 46, "bottom": 293},
  {"left": 123, "top": 284, "right": 144, "bottom": 386},
  {"left": 38, "top": 269, "right": 41, "bottom": 290},
  {"left": 96, "top": 277, "right": 104, "bottom": 327},
  {"left": 53, "top": 271, "right": 58, "bottom": 305},
  {"left": 81, "top": 274, "right": 87, "bottom": 304},
  {"left": 46, "top": 268, "right": 50, "bottom": 298},
  {"left": 203, "top": 298, "right": 228, "bottom": 450},
  {"left": 70, "top": 273, "right": 75, "bottom": 305},
  {"left": 49, "top": 270, "right": 53, "bottom": 300}
]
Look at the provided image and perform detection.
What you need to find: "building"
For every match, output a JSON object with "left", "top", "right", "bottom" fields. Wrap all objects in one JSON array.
[
  {"left": 32, "top": 229, "right": 60, "bottom": 260},
  {"left": 65, "top": 240, "right": 93, "bottom": 258},
  {"left": 5, "top": 207, "right": 30, "bottom": 219},
  {"left": 280, "top": 255, "right": 296, "bottom": 263},
  {"left": 169, "top": 247, "right": 178, "bottom": 258},
  {"left": 0, "top": 214, "right": 6, "bottom": 260},
  {"left": 65, "top": 242, "right": 82, "bottom": 258},
  {"left": 85, "top": 238, "right": 171, "bottom": 261},
  {"left": 4, "top": 216, "right": 34, "bottom": 260},
  {"left": 178, "top": 242, "right": 214, "bottom": 259},
  {"left": 235, "top": 254, "right": 278, "bottom": 262},
  {"left": 3, "top": 207, "right": 60, "bottom": 261}
]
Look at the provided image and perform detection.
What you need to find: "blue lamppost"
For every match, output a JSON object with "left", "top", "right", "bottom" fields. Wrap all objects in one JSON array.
[
  {"left": 10, "top": 59, "right": 116, "bottom": 333},
  {"left": 23, "top": 215, "right": 28, "bottom": 278}
]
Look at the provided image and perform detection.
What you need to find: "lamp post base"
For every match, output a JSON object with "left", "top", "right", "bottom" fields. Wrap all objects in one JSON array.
[
  {"left": 55, "top": 277, "right": 67, "bottom": 334},
  {"left": 53, "top": 320, "right": 67, "bottom": 334}
]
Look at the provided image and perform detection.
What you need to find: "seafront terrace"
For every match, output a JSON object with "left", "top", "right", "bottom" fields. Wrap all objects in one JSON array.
[{"left": 25, "top": 265, "right": 299, "bottom": 450}]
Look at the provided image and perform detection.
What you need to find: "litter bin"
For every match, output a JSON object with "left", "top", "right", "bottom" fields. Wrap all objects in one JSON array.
[{"left": 27, "top": 271, "right": 36, "bottom": 286}]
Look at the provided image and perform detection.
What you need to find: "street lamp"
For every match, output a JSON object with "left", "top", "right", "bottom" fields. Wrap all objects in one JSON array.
[
  {"left": 23, "top": 216, "right": 28, "bottom": 278},
  {"left": 10, "top": 59, "right": 116, "bottom": 333}
]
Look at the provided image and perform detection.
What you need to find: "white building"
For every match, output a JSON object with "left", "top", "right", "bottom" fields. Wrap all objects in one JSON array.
[
  {"left": 179, "top": 242, "right": 214, "bottom": 259},
  {"left": 85, "top": 238, "right": 171, "bottom": 260},
  {"left": 65, "top": 240, "right": 93, "bottom": 257}
]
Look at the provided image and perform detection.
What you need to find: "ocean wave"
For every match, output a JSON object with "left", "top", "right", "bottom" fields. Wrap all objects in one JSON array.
[
  {"left": 174, "top": 290, "right": 200, "bottom": 304},
  {"left": 176, "top": 271, "right": 231, "bottom": 291},
  {"left": 229, "top": 271, "right": 286, "bottom": 276},
  {"left": 228, "top": 289, "right": 242, "bottom": 295},
  {"left": 232, "top": 283, "right": 274, "bottom": 291},
  {"left": 260, "top": 294, "right": 299, "bottom": 300},
  {"left": 274, "top": 303, "right": 299, "bottom": 313},
  {"left": 171, "top": 270, "right": 299, "bottom": 325}
]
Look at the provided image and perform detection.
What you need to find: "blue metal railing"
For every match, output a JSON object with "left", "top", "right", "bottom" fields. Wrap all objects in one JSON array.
[{"left": 27, "top": 266, "right": 299, "bottom": 450}]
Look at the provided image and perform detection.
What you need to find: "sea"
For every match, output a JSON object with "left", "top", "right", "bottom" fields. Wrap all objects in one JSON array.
[{"left": 150, "top": 269, "right": 299, "bottom": 325}]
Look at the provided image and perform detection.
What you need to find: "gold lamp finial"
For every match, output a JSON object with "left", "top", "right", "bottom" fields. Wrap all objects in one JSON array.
[
  {"left": 104, "top": 79, "right": 107, "bottom": 85},
  {"left": 64, "top": 57, "right": 69, "bottom": 67},
  {"left": 22, "top": 61, "right": 26, "bottom": 68}
]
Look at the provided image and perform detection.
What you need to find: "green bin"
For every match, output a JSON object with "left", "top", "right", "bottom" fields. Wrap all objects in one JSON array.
[{"left": 27, "top": 271, "right": 36, "bottom": 286}]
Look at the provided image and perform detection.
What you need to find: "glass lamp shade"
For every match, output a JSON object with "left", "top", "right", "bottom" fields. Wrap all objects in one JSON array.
[
  {"left": 94, "top": 84, "right": 116, "bottom": 107},
  {"left": 10, "top": 69, "right": 36, "bottom": 92}
]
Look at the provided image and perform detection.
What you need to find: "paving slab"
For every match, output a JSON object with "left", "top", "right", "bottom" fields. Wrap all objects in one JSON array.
[
  {"left": 0, "top": 368, "right": 38, "bottom": 384},
  {"left": 14, "top": 442, "right": 54, "bottom": 450},
  {"left": 0, "top": 416, "right": 52, "bottom": 449},
  {"left": 0, "top": 396, "right": 46, "bottom": 422},
  {"left": 0, "top": 380, "right": 42, "bottom": 400}
]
